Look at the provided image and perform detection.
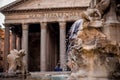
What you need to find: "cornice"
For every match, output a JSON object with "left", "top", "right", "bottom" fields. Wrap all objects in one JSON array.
[
  {"left": 2, "top": 7, "right": 88, "bottom": 14},
  {"left": 0, "top": 0, "right": 29, "bottom": 12}
]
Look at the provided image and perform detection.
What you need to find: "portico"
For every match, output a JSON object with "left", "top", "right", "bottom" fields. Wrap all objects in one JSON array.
[
  {"left": 0, "top": 0, "right": 90, "bottom": 72},
  {"left": 4, "top": 21, "right": 74, "bottom": 72}
]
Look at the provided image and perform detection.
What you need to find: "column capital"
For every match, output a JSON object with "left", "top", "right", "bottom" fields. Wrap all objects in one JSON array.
[
  {"left": 22, "top": 23, "right": 29, "bottom": 30},
  {"left": 40, "top": 22, "right": 47, "bottom": 29},
  {"left": 59, "top": 22, "right": 66, "bottom": 29}
]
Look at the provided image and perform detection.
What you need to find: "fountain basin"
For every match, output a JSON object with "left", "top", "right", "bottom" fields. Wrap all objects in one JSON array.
[{"left": 51, "top": 75, "right": 69, "bottom": 80}]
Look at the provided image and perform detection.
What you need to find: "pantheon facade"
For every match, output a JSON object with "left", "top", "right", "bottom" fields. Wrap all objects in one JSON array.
[{"left": 0, "top": 0, "right": 92, "bottom": 72}]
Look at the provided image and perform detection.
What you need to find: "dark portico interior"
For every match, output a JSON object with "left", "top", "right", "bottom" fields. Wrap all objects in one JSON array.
[
  {"left": 28, "top": 23, "right": 60, "bottom": 71},
  {"left": 27, "top": 21, "right": 74, "bottom": 71},
  {"left": 28, "top": 23, "right": 40, "bottom": 71}
]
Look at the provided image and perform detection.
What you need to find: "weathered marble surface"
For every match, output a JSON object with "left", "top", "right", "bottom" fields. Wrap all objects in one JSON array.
[
  {"left": 67, "top": 0, "right": 120, "bottom": 80},
  {"left": 7, "top": 49, "right": 26, "bottom": 75}
]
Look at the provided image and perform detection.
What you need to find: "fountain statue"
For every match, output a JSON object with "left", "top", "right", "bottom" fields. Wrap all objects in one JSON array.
[
  {"left": 7, "top": 49, "right": 26, "bottom": 76},
  {"left": 67, "top": 0, "right": 120, "bottom": 80}
]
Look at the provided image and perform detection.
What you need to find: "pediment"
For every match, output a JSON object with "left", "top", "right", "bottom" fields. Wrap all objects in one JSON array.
[{"left": 0, "top": 0, "right": 91, "bottom": 11}]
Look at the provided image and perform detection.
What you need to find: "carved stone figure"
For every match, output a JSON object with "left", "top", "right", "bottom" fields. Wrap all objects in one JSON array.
[
  {"left": 7, "top": 49, "right": 19, "bottom": 74},
  {"left": 16, "top": 49, "right": 26, "bottom": 74},
  {"left": 95, "top": 0, "right": 110, "bottom": 18},
  {"left": 67, "top": 0, "right": 120, "bottom": 80},
  {"left": 81, "top": 8, "right": 101, "bottom": 20},
  {"left": 7, "top": 49, "right": 26, "bottom": 75}
]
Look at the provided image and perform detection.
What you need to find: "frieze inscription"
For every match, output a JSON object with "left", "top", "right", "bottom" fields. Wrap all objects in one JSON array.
[
  {"left": 28, "top": 12, "right": 81, "bottom": 19},
  {"left": 6, "top": 11, "right": 84, "bottom": 23}
]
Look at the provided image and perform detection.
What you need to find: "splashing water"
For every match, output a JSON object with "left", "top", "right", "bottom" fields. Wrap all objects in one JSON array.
[
  {"left": 67, "top": 19, "right": 83, "bottom": 53},
  {"left": 69, "top": 19, "right": 83, "bottom": 40}
]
